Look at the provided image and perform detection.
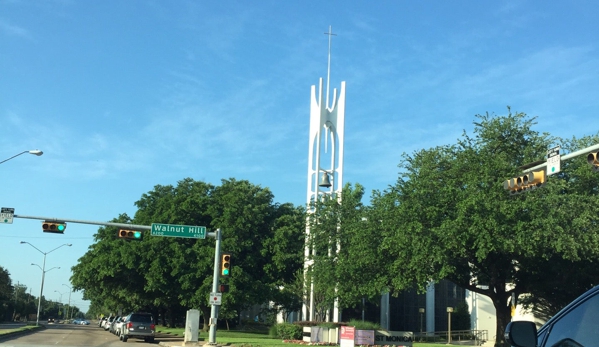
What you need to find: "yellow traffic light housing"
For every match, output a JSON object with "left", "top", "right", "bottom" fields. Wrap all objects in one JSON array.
[
  {"left": 503, "top": 170, "right": 546, "bottom": 195},
  {"left": 118, "top": 229, "right": 142, "bottom": 240},
  {"left": 221, "top": 253, "right": 231, "bottom": 276},
  {"left": 42, "top": 221, "right": 67, "bottom": 234},
  {"left": 588, "top": 151, "right": 599, "bottom": 172}
]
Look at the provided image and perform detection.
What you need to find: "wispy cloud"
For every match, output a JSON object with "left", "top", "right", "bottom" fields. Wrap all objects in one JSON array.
[{"left": 0, "top": 19, "right": 29, "bottom": 38}]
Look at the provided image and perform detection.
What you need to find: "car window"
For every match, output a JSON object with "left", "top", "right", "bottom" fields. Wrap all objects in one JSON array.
[
  {"left": 129, "top": 314, "right": 152, "bottom": 323},
  {"left": 542, "top": 291, "right": 599, "bottom": 347}
]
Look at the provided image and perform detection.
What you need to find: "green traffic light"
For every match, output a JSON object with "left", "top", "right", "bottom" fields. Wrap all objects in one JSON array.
[
  {"left": 133, "top": 231, "right": 141, "bottom": 239},
  {"left": 57, "top": 224, "right": 65, "bottom": 232},
  {"left": 223, "top": 269, "right": 229, "bottom": 275}
]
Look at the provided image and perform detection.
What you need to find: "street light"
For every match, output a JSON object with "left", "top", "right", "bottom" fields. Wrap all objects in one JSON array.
[
  {"left": 21, "top": 241, "right": 72, "bottom": 326},
  {"left": 63, "top": 284, "right": 72, "bottom": 320},
  {"left": 0, "top": 149, "right": 43, "bottom": 165},
  {"left": 55, "top": 290, "right": 65, "bottom": 319}
]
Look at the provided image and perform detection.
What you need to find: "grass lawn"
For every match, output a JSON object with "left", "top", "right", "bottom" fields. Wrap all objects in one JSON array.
[
  {"left": 0, "top": 325, "right": 43, "bottom": 337},
  {"left": 155, "top": 327, "right": 447, "bottom": 347}
]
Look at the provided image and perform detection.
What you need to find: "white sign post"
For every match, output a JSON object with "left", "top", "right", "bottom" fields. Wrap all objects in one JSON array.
[
  {"left": 547, "top": 146, "right": 561, "bottom": 176},
  {"left": 1, "top": 207, "right": 14, "bottom": 224}
]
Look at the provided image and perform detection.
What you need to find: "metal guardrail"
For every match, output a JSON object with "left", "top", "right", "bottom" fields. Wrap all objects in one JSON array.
[{"left": 415, "top": 330, "right": 488, "bottom": 345}]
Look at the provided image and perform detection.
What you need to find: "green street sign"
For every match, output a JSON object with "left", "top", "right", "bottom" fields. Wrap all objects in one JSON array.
[{"left": 151, "top": 223, "right": 206, "bottom": 239}]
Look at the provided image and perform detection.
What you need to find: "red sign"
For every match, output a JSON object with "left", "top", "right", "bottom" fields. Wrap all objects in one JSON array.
[{"left": 340, "top": 326, "right": 355, "bottom": 340}]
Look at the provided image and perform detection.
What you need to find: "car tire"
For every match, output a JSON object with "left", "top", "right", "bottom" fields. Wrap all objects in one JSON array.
[
  {"left": 122, "top": 336, "right": 128, "bottom": 342},
  {"left": 147, "top": 337, "right": 154, "bottom": 343}
]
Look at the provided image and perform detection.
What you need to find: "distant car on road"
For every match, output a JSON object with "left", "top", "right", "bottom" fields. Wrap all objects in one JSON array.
[
  {"left": 47, "top": 317, "right": 55, "bottom": 324},
  {"left": 79, "top": 320, "right": 90, "bottom": 325}
]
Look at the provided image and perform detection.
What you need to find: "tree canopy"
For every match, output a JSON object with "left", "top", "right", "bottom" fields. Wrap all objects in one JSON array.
[
  {"left": 71, "top": 178, "right": 305, "bottom": 328},
  {"left": 366, "top": 110, "right": 599, "bottom": 346}
]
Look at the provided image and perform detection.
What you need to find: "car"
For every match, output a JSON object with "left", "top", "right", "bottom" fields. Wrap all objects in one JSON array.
[
  {"left": 109, "top": 316, "right": 121, "bottom": 334},
  {"left": 47, "top": 317, "right": 55, "bottom": 324},
  {"left": 506, "top": 285, "right": 599, "bottom": 347},
  {"left": 119, "top": 312, "right": 155, "bottom": 343},
  {"left": 114, "top": 317, "right": 125, "bottom": 336},
  {"left": 80, "top": 320, "right": 90, "bottom": 325},
  {"left": 102, "top": 315, "right": 115, "bottom": 330}
]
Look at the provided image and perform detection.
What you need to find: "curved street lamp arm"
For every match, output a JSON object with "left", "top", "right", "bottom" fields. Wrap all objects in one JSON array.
[
  {"left": 20, "top": 241, "right": 45, "bottom": 255},
  {"left": 0, "top": 150, "right": 43, "bottom": 164},
  {"left": 47, "top": 243, "right": 72, "bottom": 255}
]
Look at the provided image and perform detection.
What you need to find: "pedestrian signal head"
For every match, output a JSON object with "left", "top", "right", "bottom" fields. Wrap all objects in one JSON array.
[
  {"left": 221, "top": 253, "right": 231, "bottom": 276},
  {"left": 42, "top": 221, "right": 67, "bottom": 234}
]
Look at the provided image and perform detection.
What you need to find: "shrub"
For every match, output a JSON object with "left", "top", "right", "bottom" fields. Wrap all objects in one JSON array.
[
  {"left": 347, "top": 319, "right": 381, "bottom": 330},
  {"left": 273, "top": 323, "right": 303, "bottom": 340}
]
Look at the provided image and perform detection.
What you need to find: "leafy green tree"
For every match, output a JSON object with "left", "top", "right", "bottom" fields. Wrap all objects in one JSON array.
[
  {"left": 0, "top": 266, "right": 13, "bottom": 321},
  {"left": 71, "top": 177, "right": 304, "bottom": 330},
  {"left": 371, "top": 110, "right": 599, "bottom": 346},
  {"left": 306, "top": 183, "right": 385, "bottom": 320}
]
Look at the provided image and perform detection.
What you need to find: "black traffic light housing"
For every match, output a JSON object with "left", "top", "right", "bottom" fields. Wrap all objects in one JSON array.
[
  {"left": 221, "top": 253, "right": 231, "bottom": 276},
  {"left": 219, "top": 284, "right": 230, "bottom": 293},
  {"left": 118, "top": 229, "right": 142, "bottom": 241},
  {"left": 42, "top": 221, "right": 67, "bottom": 234}
]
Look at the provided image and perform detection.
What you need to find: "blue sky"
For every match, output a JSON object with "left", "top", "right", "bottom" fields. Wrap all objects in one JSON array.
[{"left": 1, "top": 1, "right": 598, "bottom": 314}]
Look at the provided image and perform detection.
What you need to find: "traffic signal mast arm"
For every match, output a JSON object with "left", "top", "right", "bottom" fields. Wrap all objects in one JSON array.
[
  {"left": 504, "top": 143, "right": 599, "bottom": 194},
  {"left": 13, "top": 214, "right": 151, "bottom": 231},
  {"left": 521, "top": 143, "right": 599, "bottom": 174}
]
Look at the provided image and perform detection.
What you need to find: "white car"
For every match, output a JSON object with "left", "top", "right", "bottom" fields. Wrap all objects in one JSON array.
[{"left": 114, "top": 317, "right": 125, "bottom": 336}]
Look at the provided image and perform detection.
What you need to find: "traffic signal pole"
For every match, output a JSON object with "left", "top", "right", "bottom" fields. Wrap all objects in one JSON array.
[
  {"left": 208, "top": 228, "right": 222, "bottom": 345},
  {"left": 11, "top": 213, "right": 223, "bottom": 341}
]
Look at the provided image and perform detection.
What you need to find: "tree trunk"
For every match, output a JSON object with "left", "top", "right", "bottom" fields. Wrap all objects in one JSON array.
[
  {"left": 200, "top": 305, "right": 210, "bottom": 331},
  {"left": 491, "top": 286, "right": 511, "bottom": 347}
]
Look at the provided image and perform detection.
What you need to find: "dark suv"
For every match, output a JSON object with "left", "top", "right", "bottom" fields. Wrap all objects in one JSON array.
[
  {"left": 119, "top": 312, "right": 155, "bottom": 343},
  {"left": 506, "top": 285, "right": 599, "bottom": 346}
]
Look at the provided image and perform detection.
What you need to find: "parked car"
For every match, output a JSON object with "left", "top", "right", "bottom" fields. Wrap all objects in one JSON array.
[
  {"left": 114, "top": 316, "right": 125, "bottom": 336},
  {"left": 120, "top": 312, "right": 155, "bottom": 343},
  {"left": 109, "top": 316, "right": 121, "bottom": 334},
  {"left": 506, "top": 285, "right": 599, "bottom": 346},
  {"left": 103, "top": 315, "right": 115, "bottom": 330}
]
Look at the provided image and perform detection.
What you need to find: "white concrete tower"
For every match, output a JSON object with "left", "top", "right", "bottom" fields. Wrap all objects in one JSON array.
[{"left": 303, "top": 26, "right": 346, "bottom": 322}]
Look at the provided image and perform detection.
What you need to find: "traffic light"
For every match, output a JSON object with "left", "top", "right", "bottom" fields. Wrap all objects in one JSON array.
[
  {"left": 219, "top": 284, "right": 230, "bottom": 293},
  {"left": 118, "top": 229, "right": 142, "bottom": 241},
  {"left": 503, "top": 170, "right": 546, "bottom": 195},
  {"left": 221, "top": 253, "right": 231, "bottom": 276},
  {"left": 588, "top": 151, "right": 599, "bottom": 172},
  {"left": 42, "top": 221, "right": 67, "bottom": 234}
]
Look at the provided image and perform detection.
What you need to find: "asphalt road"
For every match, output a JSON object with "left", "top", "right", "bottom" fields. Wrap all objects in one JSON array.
[{"left": 0, "top": 323, "right": 184, "bottom": 347}]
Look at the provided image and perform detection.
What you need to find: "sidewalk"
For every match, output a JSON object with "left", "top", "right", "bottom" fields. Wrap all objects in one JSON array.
[{"left": 156, "top": 333, "right": 228, "bottom": 347}]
